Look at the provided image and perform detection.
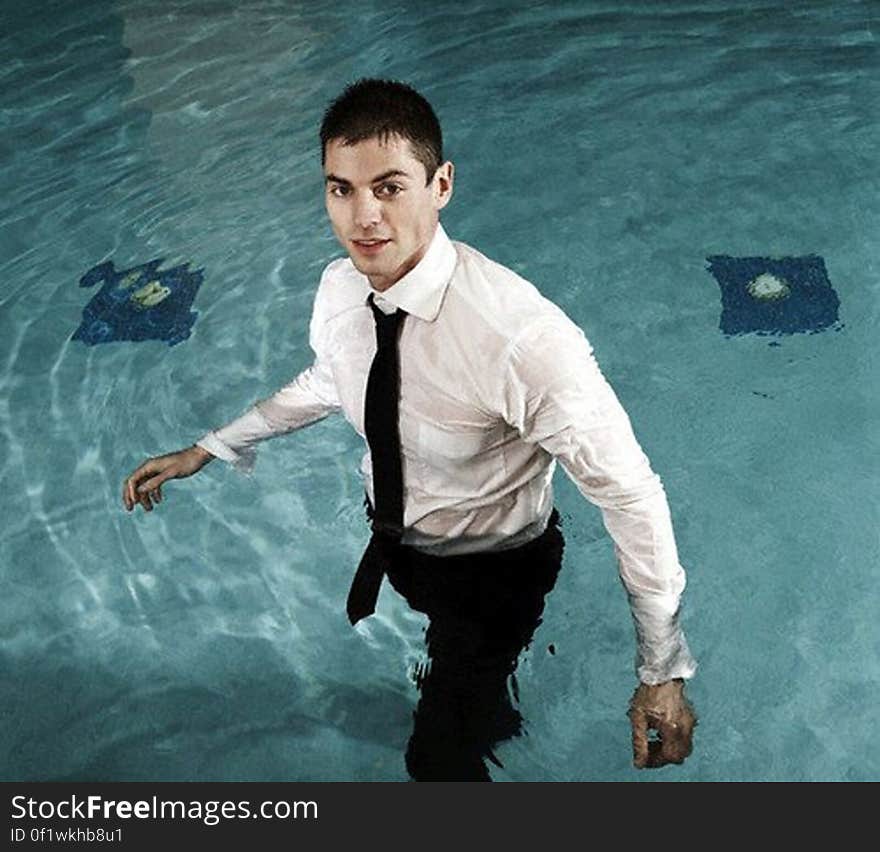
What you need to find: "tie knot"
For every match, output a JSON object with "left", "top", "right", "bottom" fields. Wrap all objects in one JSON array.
[{"left": 368, "top": 293, "right": 406, "bottom": 341}]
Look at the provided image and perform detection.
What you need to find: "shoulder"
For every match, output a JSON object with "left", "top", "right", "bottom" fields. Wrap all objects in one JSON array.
[
  {"left": 447, "top": 239, "right": 578, "bottom": 342},
  {"left": 317, "top": 255, "right": 360, "bottom": 301},
  {"left": 312, "top": 256, "right": 368, "bottom": 324},
  {"left": 452, "top": 240, "right": 535, "bottom": 294}
]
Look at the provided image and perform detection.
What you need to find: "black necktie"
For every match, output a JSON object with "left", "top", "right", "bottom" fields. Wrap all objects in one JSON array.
[{"left": 346, "top": 293, "right": 407, "bottom": 625}]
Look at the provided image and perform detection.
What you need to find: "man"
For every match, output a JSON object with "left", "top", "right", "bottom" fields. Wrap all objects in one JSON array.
[{"left": 124, "top": 78, "right": 697, "bottom": 779}]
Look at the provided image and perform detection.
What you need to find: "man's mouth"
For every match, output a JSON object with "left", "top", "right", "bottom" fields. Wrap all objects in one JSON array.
[{"left": 352, "top": 238, "right": 391, "bottom": 256}]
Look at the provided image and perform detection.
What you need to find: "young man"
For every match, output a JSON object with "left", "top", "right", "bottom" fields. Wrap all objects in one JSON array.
[{"left": 124, "top": 78, "right": 697, "bottom": 779}]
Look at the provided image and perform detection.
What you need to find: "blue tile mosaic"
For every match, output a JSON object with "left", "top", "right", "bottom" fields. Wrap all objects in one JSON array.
[
  {"left": 707, "top": 254, "right": 840, "bottom": 338},
  {"left": 73, "top": 258, "right": 203, "bottom": 346}
]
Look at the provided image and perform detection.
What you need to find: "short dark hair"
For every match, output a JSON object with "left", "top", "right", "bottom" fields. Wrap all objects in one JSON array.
[{"left": 320, "top": 78, "right": 443, "bottom": 185}]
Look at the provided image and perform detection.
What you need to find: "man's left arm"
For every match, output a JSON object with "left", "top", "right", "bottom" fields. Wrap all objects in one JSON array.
[{"left": 501, "top": 310, "right": 697, "bottom": 767}]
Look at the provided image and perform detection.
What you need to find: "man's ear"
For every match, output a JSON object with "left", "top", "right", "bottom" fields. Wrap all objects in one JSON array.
[{"left": 435, "top": 161, "right": 454, "bottom": 211}]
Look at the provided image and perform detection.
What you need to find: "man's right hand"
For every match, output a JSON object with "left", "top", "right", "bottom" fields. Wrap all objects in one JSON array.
[{"left": 123, "top": 445, "right": 215, "bottom": 513}]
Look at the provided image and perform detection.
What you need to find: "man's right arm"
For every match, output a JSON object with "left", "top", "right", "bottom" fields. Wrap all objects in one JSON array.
[
  {"left": 123, "top": 358, "right": 341, "bottom": 512},
  {"left": 194, "top": 262, "right": 345, "bottom": 474},
  {"left": 194, "top": 356, "right": 342, "bottom": 475},
  {"left": 123, "top": 263, "right": 344, "bottom": 511}
]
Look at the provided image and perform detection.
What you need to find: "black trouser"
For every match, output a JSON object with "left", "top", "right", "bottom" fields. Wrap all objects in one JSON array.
[{"left": 365, "top": 499, "right": 565, "bottom": 781}]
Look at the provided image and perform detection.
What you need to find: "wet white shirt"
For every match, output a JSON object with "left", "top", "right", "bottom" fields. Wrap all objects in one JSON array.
[{"left": 196, "top": 223, "right": 697, "bottom": 683}]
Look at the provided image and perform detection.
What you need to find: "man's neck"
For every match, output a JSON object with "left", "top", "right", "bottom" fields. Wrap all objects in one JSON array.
[{"left": 368, "top": 223, "right": 439, "bottom": 292}]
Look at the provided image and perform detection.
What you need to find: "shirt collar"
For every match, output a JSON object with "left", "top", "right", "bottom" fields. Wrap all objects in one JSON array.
[{"left": 367, "top": 223, "right": 457, "bottom": 322}]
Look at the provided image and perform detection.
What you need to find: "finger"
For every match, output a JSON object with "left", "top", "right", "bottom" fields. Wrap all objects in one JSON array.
[
  {"left": 137, "top": 473, "right": 168, "bottom": 495},
  {"left": 135, "top": 477, "right": 158, "bottom": 512},
  {"left": 660, "top": 716, "right": 694, "bottom": 766},
  {"left": 125, "top": 476, "right": 143, "bottom": 512},
  {"left": 138, "top": 488, "right": 153, "bottom": 512},
  {"left": 124, "top": 476, "right": 133, "bottom": 510},
  {"left": 126, "top": 470, "right": 148, "bottom": 510},
  {"left": 644, "top": 739, "right": 665, "bottom": 768},
  {"left": 131, "top": 480, "right": 147, "bottom": 511},
  {"left": 629, "top": 706, "right": 649, "bottom": 769}
]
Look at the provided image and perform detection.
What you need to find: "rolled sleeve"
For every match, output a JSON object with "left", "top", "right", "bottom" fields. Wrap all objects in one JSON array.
[{"left": 195, "top": 408, "right": 271, "bottom": 476}]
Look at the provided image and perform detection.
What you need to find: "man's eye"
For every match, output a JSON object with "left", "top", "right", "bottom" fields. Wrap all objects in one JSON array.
[
  {"left": 376, "top": 183, "right": 402, "bottom": 198},
  {"left": 329, "top": 185, "right": 350, "bottom": 197}
]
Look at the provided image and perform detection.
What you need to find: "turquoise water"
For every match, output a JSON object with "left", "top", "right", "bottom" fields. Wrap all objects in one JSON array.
[{"left": 1, "top": 0, "right": 877, "bottom": 781}]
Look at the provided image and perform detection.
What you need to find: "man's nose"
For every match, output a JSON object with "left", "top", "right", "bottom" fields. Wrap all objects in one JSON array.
[{"left": 353, "top": 192, "right": 382, "bottom": 229}]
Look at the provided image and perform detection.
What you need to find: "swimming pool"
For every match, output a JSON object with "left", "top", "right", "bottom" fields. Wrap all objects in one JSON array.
[{"left": 1, "top": 0, "right": 877, "bottom": 781}]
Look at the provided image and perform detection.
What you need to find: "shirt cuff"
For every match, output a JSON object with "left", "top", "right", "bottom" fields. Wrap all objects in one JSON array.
[
  {"left": 194, "top": 431, "right": 256, "bottom": 476},
  {"left": 628, "top": 592, "right": 698, "bottom": 684}
]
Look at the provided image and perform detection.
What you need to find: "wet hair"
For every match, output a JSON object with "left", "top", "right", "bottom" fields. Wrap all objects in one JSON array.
[{"left": 320, "top": 78, "right": 443, "bottom": 185}]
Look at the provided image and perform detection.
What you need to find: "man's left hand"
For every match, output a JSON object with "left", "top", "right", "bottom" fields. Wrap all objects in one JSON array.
[{"left": 628, "top": 678, "right": 696, "bottom": 769}]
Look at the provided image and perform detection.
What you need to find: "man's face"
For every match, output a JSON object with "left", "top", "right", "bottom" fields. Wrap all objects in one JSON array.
[{"left": 324, "top": 134, "right": 453, "bottom": 291}]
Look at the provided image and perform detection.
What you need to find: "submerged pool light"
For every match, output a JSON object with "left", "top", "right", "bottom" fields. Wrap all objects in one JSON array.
[{"left": 746, "top": 272, "right": 791, "bottom": 302}]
